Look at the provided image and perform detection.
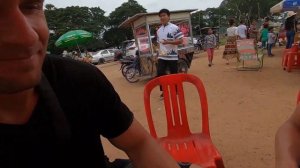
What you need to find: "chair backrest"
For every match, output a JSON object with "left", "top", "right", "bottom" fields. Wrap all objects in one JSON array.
[
  {"left": 297, "top": 91, "right": 300, "bottom": 105},
  {"left": 290, "top": 43, "right": 299, "bottom": 53},
  {"left": 144, "top": 74, "right": 210, "bottom": 139},
  {"left": 237, "top": 39, "right": 258, "bottom": 61}
]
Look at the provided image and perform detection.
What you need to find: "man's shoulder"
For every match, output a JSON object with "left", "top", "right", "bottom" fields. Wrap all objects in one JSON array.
[
  {"left": 43, "top": 55, "right": 104, "bottom": 88},
  {"left": 169, "top": 23, "right": 179, "bottom": 30}
]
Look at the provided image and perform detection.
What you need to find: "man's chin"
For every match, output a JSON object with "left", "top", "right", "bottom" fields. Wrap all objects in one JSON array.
[{"left": 0, "top": 75, "right": 41, "bottom": 94}]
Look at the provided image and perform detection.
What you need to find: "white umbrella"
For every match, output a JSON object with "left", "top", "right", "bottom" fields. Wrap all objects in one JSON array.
[{"left": 270, "top": 1, "right": 284, "bottom": 13}]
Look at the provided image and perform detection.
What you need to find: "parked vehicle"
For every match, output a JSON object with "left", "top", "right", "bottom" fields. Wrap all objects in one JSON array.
[
  {"left": 119, "top": 57, "right": 134, "bottom": 77},
  {"left": 113, "top": 49, "right": 124, "bottom": 61},
  {"left": 124, "top": 55, "right": 141, "bottom": 83},
  {"left": 121, "top": 40, "right": 138, "bottom": 58},
  {"left": 91, "top": 49, "right": 115, "bottom": 64},
  {"left": 194, "top": 38, "right": 203, "bottom": 54}
]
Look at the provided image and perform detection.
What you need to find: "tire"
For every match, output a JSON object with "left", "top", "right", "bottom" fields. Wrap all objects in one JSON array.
[
  {"left": 125, "top": 67, "right": 140, "bottom": 83},
  {"left": 121, "top": 65, "right": 128, "bottom": 77},
  {"left": 178, "top": 59, "right": 189, "bottom": 73},
  {"left": 194, "top": 47, "right": 201, "bottom": 54},
  {"left": 98, "top": 58, "right": 105, "bottom": 65}
]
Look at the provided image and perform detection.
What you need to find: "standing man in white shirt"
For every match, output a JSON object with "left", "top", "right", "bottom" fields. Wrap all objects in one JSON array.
[
  {"left": 157, "top": 9, "right": 184, "bottom": 98},
  {"left": 237, "top": 20, "right": 248, "bottom": 39}
]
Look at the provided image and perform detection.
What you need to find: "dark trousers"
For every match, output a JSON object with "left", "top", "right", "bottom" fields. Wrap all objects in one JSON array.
[
  {"left": 286, "top": 30, "right": 295, "bottom": 49},
  {"left": 157, "top": 59, "right": 178, "bottom": 91},
  {"left": 267, "top": 43, "right": 274, "bottom": 56},
  {"left": 157, "top": 59, "right": 178, "bottom": 77}
]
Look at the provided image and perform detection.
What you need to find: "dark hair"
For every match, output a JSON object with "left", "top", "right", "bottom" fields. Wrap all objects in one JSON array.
[
  {"left": 265, "top": 17, "right": 270, "bottom": 22},
  {"left": 159, "top": 9, "right": 170, "bottom": 16},
  {"left": 263, "top": 23, "right": 269, "bottom": 28},
  {"left": 229, "top": 18, "right": 235, "bottom": 26},
  {"left": 268, "top": 27, "right": 274, "bottom": 31},
  {"left": 240, "top": 20, "right": 245, "bottom": 24}
]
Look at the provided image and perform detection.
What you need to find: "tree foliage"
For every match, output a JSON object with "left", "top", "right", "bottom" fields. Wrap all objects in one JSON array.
[
  {"left": 192, "top": 0, "right": 282, "bottom": 35},
  {"left": 45, "top": 0, "right": 146, "bottom": 53},
  {"left": 45, "top": 5, "right": 107, "bottom": 54},
  {"left": 104, "top": 0, "right": 146, "bottom": 47}
]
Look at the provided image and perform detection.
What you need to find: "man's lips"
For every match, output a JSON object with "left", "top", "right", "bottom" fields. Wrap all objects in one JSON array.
[
  {"left": 0, "top": 44, "right": 43, "bottom": 61},
  {"left": 0, "top": 55, "right": 35, "bottom": 61}
]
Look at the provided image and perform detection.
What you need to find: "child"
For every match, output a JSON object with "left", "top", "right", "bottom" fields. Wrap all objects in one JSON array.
[
  {"left": 267, "top": 27, "right": 276, "bottom": 57},
  {"left": 204, "top": 28, "right": 217, "bottom": 67},
  {"left": 260, "top": 24, "right": 269, "bottom": 49}
]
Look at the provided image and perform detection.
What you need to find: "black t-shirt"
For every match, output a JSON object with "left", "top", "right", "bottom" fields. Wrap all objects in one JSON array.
[
  {"left": 0, "top": 55, "right": 134, "bottom": 168},
  {"left": 285, "top": 16, "right": 296, "bottom": 31}
]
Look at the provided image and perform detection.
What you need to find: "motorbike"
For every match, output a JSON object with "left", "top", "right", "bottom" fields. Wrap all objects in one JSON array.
[
  {"left": 124, "top": 56, "right": 141, "bottom": 83},
  {"left": 119, "top": 57, "right": 134, "bottom": 77},
  {"left": 194, "top": 39, "right": 203, "bottom": 54}
]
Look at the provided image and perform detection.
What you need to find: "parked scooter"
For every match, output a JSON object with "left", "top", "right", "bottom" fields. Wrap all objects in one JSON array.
[{"left": 119, "top": 57, "right": 134, "bottom": 77}]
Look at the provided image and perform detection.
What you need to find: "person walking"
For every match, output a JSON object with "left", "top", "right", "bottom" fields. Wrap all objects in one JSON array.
[
  {"left": 267, "top": 27, "right": 276, "bottom": 57},
  {"left": 249, "top": 20, "right": 259, "bottom": 42},
  {"left": 223, "top": 19, "right": 239, "bottom": 65},
  {"left": 285, "top": 11, "right": 297, "bottom": 49},
  {"left": 204, "top": 28, "right": 217, "bottom": 67},
  {"left": 260, "top": 24, "right": 269, "bottom": 49},
  {"left": 237, "top": 20, "right": 247, "bottom": 40}
]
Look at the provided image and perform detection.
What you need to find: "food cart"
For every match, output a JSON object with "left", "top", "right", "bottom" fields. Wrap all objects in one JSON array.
[{"left": 119, "top": 9, "right": 196, "bottom": 83}]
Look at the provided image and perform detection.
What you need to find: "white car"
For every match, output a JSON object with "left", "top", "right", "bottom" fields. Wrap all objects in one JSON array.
[
  {"left": 91, "top": 49, "right": 115, "bottom": 64},
  {"left": 122, "top": 40, "right": 138, "bottom": 58}
]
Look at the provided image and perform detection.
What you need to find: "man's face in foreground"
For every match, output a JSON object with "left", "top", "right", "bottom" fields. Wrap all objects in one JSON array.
[{"left": 0, "top": 0, "right": 48, "bottom": 94}]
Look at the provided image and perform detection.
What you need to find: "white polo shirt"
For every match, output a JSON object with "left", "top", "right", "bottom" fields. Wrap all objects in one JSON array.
[{"left": 157, "top": 22, "right": 184, "bottom": 61}]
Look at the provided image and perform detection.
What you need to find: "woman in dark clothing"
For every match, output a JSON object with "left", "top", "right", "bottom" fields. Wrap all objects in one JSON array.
[{"left": 285, "top": 13, "right": 296, "bottom": 49}]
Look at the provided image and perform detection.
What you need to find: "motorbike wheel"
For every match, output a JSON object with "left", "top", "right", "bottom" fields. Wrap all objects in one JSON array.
[
  {"left": 178, "top": 59, "right": 189, "bottom": 73},
  {"left": 121, "top": 65, "right": 128, "bottom": 77},
  {"left": 194, "top": 46, "right": 201, "bottom": 54},
  {"left": 125, "top": 67, "right": 140, "bottom": 83}
]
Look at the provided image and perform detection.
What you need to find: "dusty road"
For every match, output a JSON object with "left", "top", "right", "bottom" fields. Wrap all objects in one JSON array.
[{"left": 98, "top": 46, "right": 300, "bottom": 168}]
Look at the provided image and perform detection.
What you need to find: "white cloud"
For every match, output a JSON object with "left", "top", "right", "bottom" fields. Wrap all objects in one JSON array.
[{"left": 45, "top": 0, "right": 223, "bottom": 15}]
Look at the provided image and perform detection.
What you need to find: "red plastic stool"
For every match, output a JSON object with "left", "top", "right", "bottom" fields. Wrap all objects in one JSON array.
[{"left": 283, "top": 43, "right": 300, "bottom": 72}]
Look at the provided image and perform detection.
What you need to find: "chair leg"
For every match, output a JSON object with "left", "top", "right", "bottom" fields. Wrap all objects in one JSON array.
[
  {"left": 216, "top": 159, "right": 225, "bottom": 168},
  {"left": 283, "top": 54, "right": 288, "bottom": 70},
  {"left": 287, "top": 54, "right": 295, "bottom": 72}
]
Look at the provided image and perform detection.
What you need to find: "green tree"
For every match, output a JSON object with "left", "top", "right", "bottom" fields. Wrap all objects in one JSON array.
[
  {"left": 103, "top": 0, "right": 146, "bottom": 47},
  {"left": 44, "top": 4, "right": 107, "bottom": 54}
]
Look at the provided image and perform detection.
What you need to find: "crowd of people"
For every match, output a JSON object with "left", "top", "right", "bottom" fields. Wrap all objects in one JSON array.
[{"left": 201, "top": 14, "right": 300, "bottom": 67}]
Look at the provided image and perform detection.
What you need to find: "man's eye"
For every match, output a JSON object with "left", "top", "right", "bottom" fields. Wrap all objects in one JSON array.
[
  {"left": 21, "top": 1, "right": 43, "bottom": 11},
  {"left": 24, "top": 3, "right": 43, "bottom": 10}
]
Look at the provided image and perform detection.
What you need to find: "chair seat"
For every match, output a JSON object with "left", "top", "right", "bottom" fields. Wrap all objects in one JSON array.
[{"left": 158, "top": 133, "right": 222, "bottom": 167}]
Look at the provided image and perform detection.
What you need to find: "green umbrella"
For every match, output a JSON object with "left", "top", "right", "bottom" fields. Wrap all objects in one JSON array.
[{"left": 55, "top": 30, "right": 93, "bottom": 48}]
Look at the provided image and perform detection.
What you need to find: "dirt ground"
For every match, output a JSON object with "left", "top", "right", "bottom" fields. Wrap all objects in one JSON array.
[{"left": 98, "top": 46, "right": 300, "bottom": 168}]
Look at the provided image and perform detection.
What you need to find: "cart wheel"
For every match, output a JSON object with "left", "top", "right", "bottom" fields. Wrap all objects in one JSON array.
[
  {"left": 125, "top": 67, "right": 140, "bottom": 83},
  {"left": 178, "top": 59, "right": 188, "bottom": 73}
]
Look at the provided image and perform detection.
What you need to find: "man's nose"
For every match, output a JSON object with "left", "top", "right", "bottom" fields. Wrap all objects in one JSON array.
[{"left": 0, "top": 9, "right": 39, "bottom": 47}]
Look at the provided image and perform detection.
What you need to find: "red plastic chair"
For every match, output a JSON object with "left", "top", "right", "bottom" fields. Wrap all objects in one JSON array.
[
  {"left": 144, "top": 74, "right": 224, "bottom": 168},
  {"left": 297, "top": 91, "right": 300, "bottom": 105},
  {"left": 283, "top": 43, "right": 300, "bottom": 72}
]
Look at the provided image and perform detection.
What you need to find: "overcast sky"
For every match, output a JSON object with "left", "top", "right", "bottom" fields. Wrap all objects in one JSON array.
[{"left": 45, "top": 0, "right": 223, "bottom": 15}]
